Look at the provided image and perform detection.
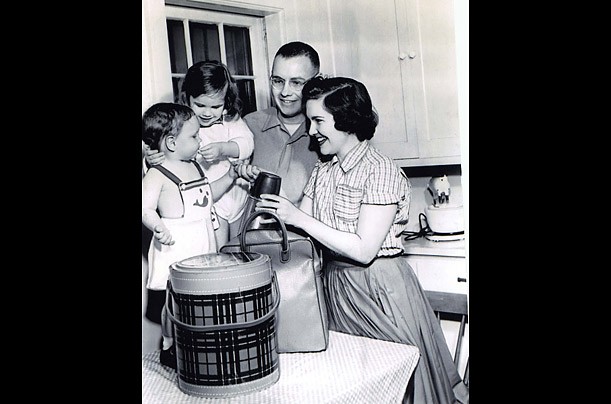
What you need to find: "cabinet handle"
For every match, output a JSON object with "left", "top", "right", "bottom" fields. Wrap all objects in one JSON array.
[
  {"left": 457, "top": 277, "right": 467, "bottom": 282},
  {"left": 399, "top": 52, "right": 417, "bottom": 60}
]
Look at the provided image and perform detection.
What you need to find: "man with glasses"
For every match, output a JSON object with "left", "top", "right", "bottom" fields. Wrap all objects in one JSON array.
[{"left": 238, "top": 41, "right": 322, "bottom": 206}]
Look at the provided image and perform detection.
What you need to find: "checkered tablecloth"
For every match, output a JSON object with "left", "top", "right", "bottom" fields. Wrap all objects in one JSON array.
[{"left": 142, "top": 331, "right": 420, "bottom": 403}]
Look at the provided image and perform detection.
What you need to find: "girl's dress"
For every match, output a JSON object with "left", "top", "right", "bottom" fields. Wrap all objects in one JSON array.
[{"left": 303, "top": 140, "right": 468, "bottom": 404}]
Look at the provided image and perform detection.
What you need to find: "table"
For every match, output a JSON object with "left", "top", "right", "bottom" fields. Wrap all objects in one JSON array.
[{"left": 142, "top": 331, "right": 420, "bottom": 404}]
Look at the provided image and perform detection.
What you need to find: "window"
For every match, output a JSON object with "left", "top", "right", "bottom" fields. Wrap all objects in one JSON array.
[{"left": 164, "top": 5, "right": 270, "bottom": 116}]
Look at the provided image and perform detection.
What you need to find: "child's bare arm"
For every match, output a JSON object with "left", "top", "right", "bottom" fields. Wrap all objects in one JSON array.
[{"left": 142, "top": 173, "right": 174, "bottom": 245}]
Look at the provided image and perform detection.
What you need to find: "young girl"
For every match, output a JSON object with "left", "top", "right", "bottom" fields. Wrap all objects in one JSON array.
[
  {"left": 142, "top": 102, "right": 237, "bottom": 369},
  {"left": 144, "top": 61, "right": 254, "bottom": 245},
  {"left": 254, "top": 76, "right": 469, "bottom": 403}
]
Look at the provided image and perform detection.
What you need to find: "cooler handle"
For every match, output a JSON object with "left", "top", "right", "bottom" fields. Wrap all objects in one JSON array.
[{"left": 164, "top": 274, "right": 280, "bottom": 332}]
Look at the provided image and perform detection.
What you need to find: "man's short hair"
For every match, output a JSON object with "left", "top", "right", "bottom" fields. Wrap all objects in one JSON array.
[{"left": 274, "top": 41, "right": 320, "bottom": 70}]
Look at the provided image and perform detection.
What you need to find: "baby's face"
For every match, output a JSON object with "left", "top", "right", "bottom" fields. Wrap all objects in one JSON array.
[
  {"left": 175, "top": 116, "right": 201, "bottom": 159},
  {"left": 189, "top": 87, "right": 227, "bottom": 127}
]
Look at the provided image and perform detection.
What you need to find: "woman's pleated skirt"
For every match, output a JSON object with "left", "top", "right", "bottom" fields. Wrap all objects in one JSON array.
[{"left": 324, "top": 255, "right": 468, "bottom": 404}]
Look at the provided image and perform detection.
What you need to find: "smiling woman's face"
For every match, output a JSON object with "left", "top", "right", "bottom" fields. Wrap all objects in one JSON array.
[{"left": 306, "top": 97, "right": 350, "bottom": 156}]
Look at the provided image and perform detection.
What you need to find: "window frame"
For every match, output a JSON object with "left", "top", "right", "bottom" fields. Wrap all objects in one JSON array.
[{"left": 164, "top": 5, "right": 271, "bottom": 113}]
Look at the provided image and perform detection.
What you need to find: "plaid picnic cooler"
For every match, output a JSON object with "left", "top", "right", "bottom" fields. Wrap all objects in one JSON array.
[{"left": 165, "top": 251, "right": 280, "bottom": 398}]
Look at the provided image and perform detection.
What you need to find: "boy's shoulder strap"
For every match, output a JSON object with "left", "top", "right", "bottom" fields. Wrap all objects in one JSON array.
[
  {"left": 150, "top": 165, "right": 182, "bottom": 185},
  {"left": 151, "top": 160, "right": 206, "bottom": 185},
  {"left": 190, "top": 160, "right": 206, "bottom": 178}
]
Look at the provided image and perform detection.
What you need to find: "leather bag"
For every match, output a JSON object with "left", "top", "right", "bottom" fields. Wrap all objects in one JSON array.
[{"left": 220, "top": 210, "right": 329, "bottom": 353}]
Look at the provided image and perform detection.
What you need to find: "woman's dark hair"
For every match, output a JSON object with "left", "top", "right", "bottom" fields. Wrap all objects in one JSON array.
[
  {"left": 177, "top": 60, "right": 242, "bottom": 119},
  {"left": 142, "top": 103, "right": 195, "bottom": 150},
  {"left": 302, "top": 76, "right": 378, "bottom": 141}
]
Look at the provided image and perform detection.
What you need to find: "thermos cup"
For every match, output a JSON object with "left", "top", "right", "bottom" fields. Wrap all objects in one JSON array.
[
  {"left": 251, "top": 172, "right": 282, "bottom": 198},
  {"left": 239, "top": 172, "right": 282, "bottom": 232}
]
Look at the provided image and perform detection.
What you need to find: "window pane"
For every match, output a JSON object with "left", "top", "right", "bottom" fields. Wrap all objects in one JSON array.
[
  {"left": 189, "top": 22, "right": 221, "bottom": 64},
  {"left": 236, "top": 79, "right": 256, "bottom": 116},
  {"left": 224, "top": 26, "right": 253, "bottom": 76},
  {"left": 172, "top": 78, "right": 182, "bottom": 102},
  {"left": 167, "top": 20, "right": 188, "bottom": 74}
]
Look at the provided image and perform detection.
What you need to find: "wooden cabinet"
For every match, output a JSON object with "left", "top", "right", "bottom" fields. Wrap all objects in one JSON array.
[
  {"left": 395, "top": 0, "right": 462, "bottom": 167},
  {"left": 327, "top": 0, "right": 462, "bottom": 166},
  {"left": 406, "top": 255, "right": 468, "bottom": 295},
  {"left": 403, "top": 239, "right": 469, "bottom": 377}
]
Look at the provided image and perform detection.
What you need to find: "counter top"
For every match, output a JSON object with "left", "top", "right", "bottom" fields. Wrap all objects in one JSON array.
[{"left": 401, "top": 236, "right": 466, "bottom": 258}]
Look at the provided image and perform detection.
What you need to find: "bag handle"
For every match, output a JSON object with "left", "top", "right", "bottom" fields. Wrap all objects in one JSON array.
[
  {"left": 240, "top": 210, "right": 290, "bottom": 263},
  {"left": 164, "top": 274, "right": 281, "bottom": 332}
]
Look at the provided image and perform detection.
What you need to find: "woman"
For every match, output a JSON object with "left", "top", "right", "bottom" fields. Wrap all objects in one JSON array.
[{"left": 255, "top": 76, "right": 469, "bottom": 404}]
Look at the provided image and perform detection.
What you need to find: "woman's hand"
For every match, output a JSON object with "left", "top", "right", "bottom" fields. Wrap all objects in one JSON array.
[{"left": 255, "top": 193, "right": 302, "bottom": 226}]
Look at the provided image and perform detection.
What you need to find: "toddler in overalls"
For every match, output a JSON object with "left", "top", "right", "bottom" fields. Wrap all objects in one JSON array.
[{"left": 142, "top": 102, "right": 238, "bottom": 369}]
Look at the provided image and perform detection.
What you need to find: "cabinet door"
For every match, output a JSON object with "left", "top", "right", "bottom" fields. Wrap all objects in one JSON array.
[
  {"left": 328, "top": 0, "right": 461, "bottom": 165},
  {"left": 328, "top": 0, "right": 419, "bottom": 160},
  {"left": 395, "top": 0, "right": 461, "bottom": 165},
  {"left": 405, "top": 255, "right": 467, "bottom": 295}
]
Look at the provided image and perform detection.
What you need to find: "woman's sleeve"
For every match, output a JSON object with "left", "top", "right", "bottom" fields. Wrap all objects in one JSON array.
[
  {"left": 364, "top": 160, "right": 411, "bottom": 225},
  {"left": 302, "top": 162, "right": 321, "bottom": 200},
  {"left": 363, "top": 159, "right": 405, "bottom": 205}
]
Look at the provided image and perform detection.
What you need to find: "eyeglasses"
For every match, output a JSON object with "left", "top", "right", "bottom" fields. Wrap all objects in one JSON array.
[{"left": 270, "top": 76, "right": 310, "bottom": 91}]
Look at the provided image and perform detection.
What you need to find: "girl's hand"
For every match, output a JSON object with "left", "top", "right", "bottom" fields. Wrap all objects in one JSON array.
[
  {"left": 255, "top": 194, "right": 300, "bottom": 225},
  {"left": 144, "top": 145, "right": 165, "bottom": 166},
  {"left": 153, "top": 225, "right": 175, "bottom": 246},
  {"left": 198, "top": 143, "right": 224, "bottom": 162}
]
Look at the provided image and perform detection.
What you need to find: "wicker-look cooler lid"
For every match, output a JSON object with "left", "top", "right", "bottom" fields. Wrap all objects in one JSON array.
[
  {"left": 173, "top": 251, "right": 265, "bottom": 272},
  {"left": 170, "top": 251, "right": 272, "bottom": 295}
]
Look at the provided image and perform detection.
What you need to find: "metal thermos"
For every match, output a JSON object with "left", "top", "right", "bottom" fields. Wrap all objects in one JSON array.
[{"left": 239, "top": 172, "right": 282, "bottom": 232}]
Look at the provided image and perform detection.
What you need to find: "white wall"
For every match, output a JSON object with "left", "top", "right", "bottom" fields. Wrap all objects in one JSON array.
[{"left": 142, "top": 0, "right": 174, "bottom": 113}]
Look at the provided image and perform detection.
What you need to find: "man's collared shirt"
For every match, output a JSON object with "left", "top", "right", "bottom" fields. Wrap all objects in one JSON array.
[{"left": 244, "top": 107, "right": 320, "bottom": 205}]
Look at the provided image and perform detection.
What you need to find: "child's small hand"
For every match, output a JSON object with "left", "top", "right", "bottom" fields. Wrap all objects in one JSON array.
[
  {"left": 153, "top": 225, "right": 175, "bottom": 245},
  {"left": 198, "top": 143, "right": 224, "bottom": 162},
  {"left": 228, "top": 159, "right": 248, "bottom": 180},
  {"left": 234, "top": 163, "right": 261, "bottom": 183},
  {"left": 144, "top": 145, "right": 165, "bottom": 166}
]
